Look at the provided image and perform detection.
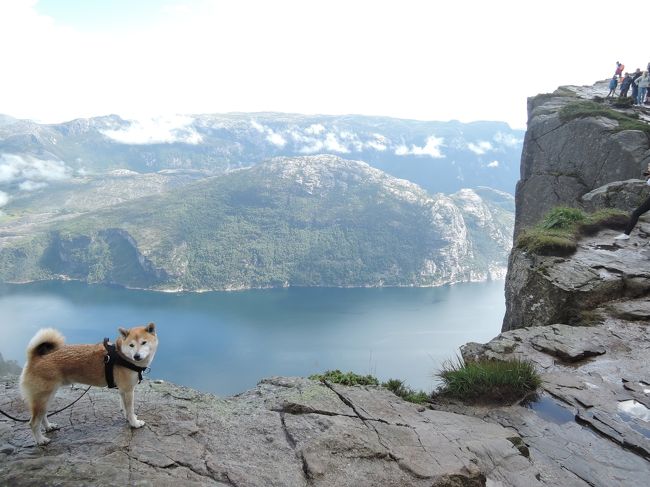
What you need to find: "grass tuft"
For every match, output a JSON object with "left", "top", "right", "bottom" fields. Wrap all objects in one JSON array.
[
  {"left": 309, "top": 370, "right": 379, "bottom": 386},
  {"left": 309, "top": 370, "right": 430, "bottom": 404},
  {"left": 437, "top": 357, "right": 541, "bottom": 403},
  {"left": 382, "top": 378, "right": 430, "bottom": 404},
  {"left": 516, "top": 206, "right": 628, "bottom": 255}
]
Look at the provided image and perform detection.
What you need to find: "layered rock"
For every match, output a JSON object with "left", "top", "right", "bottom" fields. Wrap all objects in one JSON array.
[{"left": 1, "top": 376, "right": 543, "bottom": 487}]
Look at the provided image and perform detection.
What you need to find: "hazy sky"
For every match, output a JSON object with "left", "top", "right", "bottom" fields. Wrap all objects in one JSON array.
[{"left": 1, "top": 0, "right": 648, "bottom": 128}]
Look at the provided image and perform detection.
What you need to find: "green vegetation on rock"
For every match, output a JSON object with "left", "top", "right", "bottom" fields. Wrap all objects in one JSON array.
[
  {"left": 436, "top": 358, "right": 541, "bottom": 403},
  {"left": 309, "top": 370, "right": 430, "bottom": 404},
  {"left": 559, "top": 100, "right": 650, "bottom": 134},
  {"left": 309, "top": 370, "right": 379, "bottom": 386},
  {"left": 516, "top": 206, "right": 628, "bottom": 255},
  {"left": 381, "top": 378, "right": 430, "bottom": 404}
]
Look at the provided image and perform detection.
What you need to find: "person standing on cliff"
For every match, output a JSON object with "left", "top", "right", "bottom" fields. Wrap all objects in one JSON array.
[
  {"left": 615, "top": 61, "right": 624, "bottom": 78},
  {"left": 606, "top": 76, "right": 618, "bottom": 97},
  {"left": 619, "top": 73, "right": 632, "bottom": 98},
  {"left": 633, "top": 71, "right": 649, "bottom": 106},
  {"left": 614, "top": 168, "right": 650, "bottom": 240},
  {"left": 631, "top": 68, "right": 642, "bottom": 102}
]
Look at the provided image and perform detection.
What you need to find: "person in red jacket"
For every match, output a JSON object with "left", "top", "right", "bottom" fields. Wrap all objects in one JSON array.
[{"left": 615, "top": 61, "right": 625, "bottom": 77}]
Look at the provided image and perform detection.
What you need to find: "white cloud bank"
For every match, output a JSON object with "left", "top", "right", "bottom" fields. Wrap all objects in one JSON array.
[
  {"left": 0, "top": 154, "right": 72, "bottom": 185},
  {"left": 0, "top": 190, "right": 9, "bottom": 207},
  {"left": 487, "top": 160, "right": 499, "bottom": 168},
  {"left": 395, "top": 136, "right": 445, "bottom": 158},
  {"left": 101, "top": 115, "right": 202, "bottom": 145}
]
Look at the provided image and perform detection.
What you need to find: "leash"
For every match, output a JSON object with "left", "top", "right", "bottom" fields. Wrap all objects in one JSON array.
[{"left": 0, "top": 385, "right": 92, "bottom": 423}]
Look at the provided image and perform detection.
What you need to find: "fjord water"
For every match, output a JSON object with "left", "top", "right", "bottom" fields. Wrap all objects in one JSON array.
[{"left": 0, "top": 281, "right": 504, "bottom": 395}]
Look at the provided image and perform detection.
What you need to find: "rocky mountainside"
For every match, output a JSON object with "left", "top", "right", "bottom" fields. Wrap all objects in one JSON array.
[
  {"left": 0, "top": 112, "right": 523, "bottom": 195},
  {"left": 0, "top": 155, "right": 513, "bottom": 291}
]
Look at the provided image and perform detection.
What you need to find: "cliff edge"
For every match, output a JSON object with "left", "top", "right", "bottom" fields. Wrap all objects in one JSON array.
[{"left": 1, "top": 374, "right": 541, "bottom": 487}]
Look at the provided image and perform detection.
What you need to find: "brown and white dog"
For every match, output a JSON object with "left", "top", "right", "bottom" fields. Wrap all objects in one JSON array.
[{"left": 20, "top": 323, "right": 158, "bottom": 445}]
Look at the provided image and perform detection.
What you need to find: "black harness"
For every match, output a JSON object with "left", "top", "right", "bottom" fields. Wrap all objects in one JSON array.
[{"left": 103, "top": 338, "right": 148, "bottom": 389}]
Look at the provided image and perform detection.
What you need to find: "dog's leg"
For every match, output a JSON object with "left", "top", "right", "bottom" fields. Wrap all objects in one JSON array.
[
  {"left": 118, "top": 393, "right": 127, "bottom": 419},
  {"left": 42, "top": 415, "right": 60, "bottom": 432},
  {"left": 28, "top": 391, "right": 55, "bottom": 445},
  {"left": 120, "top": 388, "right": 144, "bottom": 428}
]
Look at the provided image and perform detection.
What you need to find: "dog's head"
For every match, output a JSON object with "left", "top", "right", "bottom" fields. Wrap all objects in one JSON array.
[{"left": 117, "top": 323, "right": 158, "bottom": 365}]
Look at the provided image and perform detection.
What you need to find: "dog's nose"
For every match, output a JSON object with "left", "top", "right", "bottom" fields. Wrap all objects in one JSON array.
[{"left": 134, "top": 354, "right": 141, "bottom": 361}]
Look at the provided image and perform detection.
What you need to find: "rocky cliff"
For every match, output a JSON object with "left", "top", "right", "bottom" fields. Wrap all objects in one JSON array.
[
  {"left": 514, "top": 81, "right": 650, "bottom": 237},
  {"left": 504, "top": 82, "right": 650, "bottom": 331}
]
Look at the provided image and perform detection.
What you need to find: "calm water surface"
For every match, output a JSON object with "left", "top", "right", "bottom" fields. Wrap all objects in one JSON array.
[{"left": 0, "top": 281, "right": 504, "bottom": 396}]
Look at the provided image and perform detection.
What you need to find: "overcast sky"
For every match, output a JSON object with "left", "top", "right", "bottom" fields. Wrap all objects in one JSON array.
[{"left": 1, "top": 0, "right": 648, "bottom": 129}]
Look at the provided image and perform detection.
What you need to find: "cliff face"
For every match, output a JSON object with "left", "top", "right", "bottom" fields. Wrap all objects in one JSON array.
[
  {"left": 514, "top": 82, "right": 650, "bottom": 238},
  {"left": 504, "top": 82, "right": 650, "bottom": 331}
]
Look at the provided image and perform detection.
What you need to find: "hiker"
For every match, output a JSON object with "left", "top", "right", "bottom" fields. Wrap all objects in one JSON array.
[
  {"left": 631, "top": 69, "right": 642, "bottom": 102},
  {"left": 634, "top": 71, "right": 650, "bottom": 106},
  {"left": 619, "top": 73, "right": 632, "bottom": 97},
  {"left": 614, "top": 170, "right": 650, "bottom": 240},
  {"left": 615, "top": 61, "right": 625, "bottom": 78},
  {"left": 606, "top": 76, "right": 618, "bottom": 97}
]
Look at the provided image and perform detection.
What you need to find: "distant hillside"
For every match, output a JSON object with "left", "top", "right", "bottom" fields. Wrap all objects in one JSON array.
[
  {"left": 0, "top": 112, "right": 523, "bottom": 195},
  {"left": 0, "top": 155, "right": 514, "bottom": 291}
]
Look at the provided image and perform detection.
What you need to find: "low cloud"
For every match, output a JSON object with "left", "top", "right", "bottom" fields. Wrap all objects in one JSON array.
[
  {"left": 101, "top": 115, "right": 203, "bottom": 145},
  {"left": 304, "top": 123, "right": 325, "bottom": 135},
  {"left": 266, "top": 131, "right": 287, "bottom": 147},
  {"left": 493, "top": 132, "right": 522, "bottom": 147},
  {"left": 323, "top": 133, "right": 350, "bottom": 153},
  {"left": 19, "top": 180, "right": 48, "bottom": 191},
  {"left": 487, "top": 160, "right": 499, "bottom": 168},
  {"left": 467, "top": 141, "right": 493, "bottom": 155},
  {"left": 0, "top": 190, "right": 8, "bottom": 207},
  {"left": 395, "top": 136, "right": 445, "bottom": 158},
  {"left": 0, "top": 154, "right": 72, "bottom": 186}
]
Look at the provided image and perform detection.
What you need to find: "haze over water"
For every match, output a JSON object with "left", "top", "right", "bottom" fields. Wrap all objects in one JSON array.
[{"left": 0, "top": 281, "right": 505, "bottom": 395}]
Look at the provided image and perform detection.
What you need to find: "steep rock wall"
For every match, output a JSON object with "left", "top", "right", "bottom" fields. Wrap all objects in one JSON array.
[
  {"left": 514, "top": 83, "right": 650, "bottom": 238},
  {"left": 504, "top": 82, "right": 650, "bottom": 331}
]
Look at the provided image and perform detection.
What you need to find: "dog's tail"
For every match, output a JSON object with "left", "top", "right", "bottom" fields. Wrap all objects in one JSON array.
[{"left": 25, "top": 328, "right": 65, "bottom": 362}]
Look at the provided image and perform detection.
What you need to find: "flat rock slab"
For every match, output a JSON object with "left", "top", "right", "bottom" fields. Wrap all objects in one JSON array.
[
  {"left": 457, "top": 318, "right": 650, "bottom": 486},
  {"left": 1, "top": 376, "right": 544, "bottom": 487}
]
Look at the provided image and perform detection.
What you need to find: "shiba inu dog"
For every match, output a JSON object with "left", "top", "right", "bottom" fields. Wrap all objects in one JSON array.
[{"left": 19, "top": 323, "right": 158, "bottom": 445}]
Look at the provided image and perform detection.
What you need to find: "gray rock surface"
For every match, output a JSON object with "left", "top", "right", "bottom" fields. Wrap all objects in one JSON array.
[
  {"left": 1, "top": 376, "right": 544, "bottom": 487},
  {"left": 502, "top": 218, "right": 650, "bottom": 331},
  {"left": 515, "top": 82, "right": 650, "bottom": 237},
  {"left": 581, "top": 179, "right": 650, "bottom": 212},
  {"left": 453, "top": 314, "right": 650, "bottom": 487}
]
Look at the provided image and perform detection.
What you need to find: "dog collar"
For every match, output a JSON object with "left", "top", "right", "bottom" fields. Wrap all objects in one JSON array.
[{"left": 103, "top": 338, "right": 148, "bottom": 389}]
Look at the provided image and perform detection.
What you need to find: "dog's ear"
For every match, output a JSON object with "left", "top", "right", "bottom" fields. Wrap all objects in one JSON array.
[
  {"left": 118, "top": 327, "right": 129, "bottom": 338},
  {"left": 146, "top": 322, "right": 156, "bottom": 334}
]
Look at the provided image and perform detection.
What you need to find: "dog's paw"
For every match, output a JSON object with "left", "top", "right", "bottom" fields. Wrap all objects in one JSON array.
[
  {"left": 130, "top": 419, "right": 145, "bottom": 428},
  {"left": 36, "top": 437, "right": 51, "bottom": 446},
  {"left": 45, "top": 423, "right": 60, "bottom": 432}
]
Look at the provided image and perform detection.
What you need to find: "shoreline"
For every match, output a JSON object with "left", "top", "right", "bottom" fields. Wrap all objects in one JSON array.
[{"left": 2, "top": 270, "right": 507, "bottom": 294}]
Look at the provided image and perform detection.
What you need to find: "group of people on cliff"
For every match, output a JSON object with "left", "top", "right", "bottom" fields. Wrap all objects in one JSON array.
[{"left": 606, "top": 61, "right": 650, "bottom": 106}]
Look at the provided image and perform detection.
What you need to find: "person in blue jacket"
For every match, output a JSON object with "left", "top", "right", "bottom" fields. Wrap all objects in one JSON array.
[{"left": 606, "top": 76, "right": 618, "bottom": 97}]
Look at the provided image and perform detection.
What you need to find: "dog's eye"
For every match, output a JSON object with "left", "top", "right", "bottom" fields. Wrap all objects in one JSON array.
[
  {"left": 141, "top": 341, "right": 147, "bottom": 345},
  {"left": 129, "top": 343, "right": 135, "bottom": 348}
]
